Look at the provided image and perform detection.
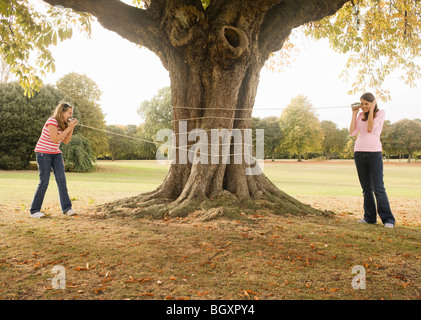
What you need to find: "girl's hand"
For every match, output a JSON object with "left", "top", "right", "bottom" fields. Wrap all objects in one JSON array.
[
  {"left": 370, "top": 99, "right": 376, "bottom": 111},
  {"left": 69, "top": 118, "right": 78, "bottom": 128},
  {"left": 351, "top": 103, "right": 360, "bottom": 112}
]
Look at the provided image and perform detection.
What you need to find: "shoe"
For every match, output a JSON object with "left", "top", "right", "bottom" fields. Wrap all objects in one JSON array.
[
  {"left": 64, "top": 209, "right": 77, "bottom": 216},
  {"left": 357, "top": 218, "right": 376, "bottom": 224},
  {"left": 384, "top": 223, "right": 395, "bottom": 228},
  {"left": 30, "top": 212, "right": 45, "bottom": 218}
]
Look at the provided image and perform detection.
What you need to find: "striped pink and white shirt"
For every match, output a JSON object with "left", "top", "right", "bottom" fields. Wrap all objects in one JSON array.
[{"left": 35, "top": 117, "right": 65, "bottom": 154}]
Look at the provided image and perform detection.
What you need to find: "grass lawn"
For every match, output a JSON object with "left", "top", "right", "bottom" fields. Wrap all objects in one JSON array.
[{"left": 0, "top": 159, "right": 420, "bottom": 300}]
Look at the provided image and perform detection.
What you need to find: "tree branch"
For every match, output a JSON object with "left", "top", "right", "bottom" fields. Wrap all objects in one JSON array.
[
  {"left": 41, "top": 0, "right": 160, "bottom": 51},
  {"left": 259, "top": 0, "right": 349, "bottom": 56}
]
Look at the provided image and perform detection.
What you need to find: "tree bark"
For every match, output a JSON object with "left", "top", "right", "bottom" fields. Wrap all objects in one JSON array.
[{"left": 42, "top": 0, "right": 348, "bottom": 218}]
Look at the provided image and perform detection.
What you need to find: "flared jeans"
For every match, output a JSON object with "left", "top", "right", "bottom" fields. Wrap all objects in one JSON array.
[
  {"left": 354, "top": 151, "right": 395, "bottom": 225},
  {"left": 30, "top": 152, "right": 72, "bottom": 215}
]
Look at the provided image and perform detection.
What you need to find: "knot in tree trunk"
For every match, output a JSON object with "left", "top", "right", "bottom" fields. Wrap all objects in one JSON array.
[
  {"left": 169, "top": 5, "right": 205, "bottom": 47},
  {"left": 212, "top": 25, "right": 249, "bottom": 66}
]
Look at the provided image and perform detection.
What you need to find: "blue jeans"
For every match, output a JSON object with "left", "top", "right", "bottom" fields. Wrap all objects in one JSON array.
[
  {"left": 30, "top": 152, "right": 72, "bottom": 215},
  {"left": 354, "top": 152, "right": 395, "bottom": 225}
]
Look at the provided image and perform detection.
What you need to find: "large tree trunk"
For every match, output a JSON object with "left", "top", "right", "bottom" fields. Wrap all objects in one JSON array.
[
  {"left": 98, "top": 4, "right": 321, "bottom": 218},
  {"left": 43, "top": 0, "right": 348, "bottom": 219}
]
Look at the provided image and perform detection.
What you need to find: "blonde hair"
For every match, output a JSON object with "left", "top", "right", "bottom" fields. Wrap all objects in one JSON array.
[{"left": 52, "top": 102, "right": 73, "bottom": 131}]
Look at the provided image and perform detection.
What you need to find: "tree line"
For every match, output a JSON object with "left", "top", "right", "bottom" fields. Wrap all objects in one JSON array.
[
  {"left": 135, "top": 88, "right": 421, "bottom": 163},
  {"left": 1, "top": 80, "right": 420, "bottom": 172}
]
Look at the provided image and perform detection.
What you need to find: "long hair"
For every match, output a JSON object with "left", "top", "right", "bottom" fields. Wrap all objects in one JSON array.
[
  {"left": 52, "top": 102, "right": 73, "bottom": 131},
  {"left": 360, "top": 92, "right": 379, "bottom": 121}
]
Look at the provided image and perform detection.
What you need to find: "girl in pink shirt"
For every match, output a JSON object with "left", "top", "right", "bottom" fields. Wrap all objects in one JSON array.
[{"left": 349, "top": 93, "right": 395, "bottom": 228}]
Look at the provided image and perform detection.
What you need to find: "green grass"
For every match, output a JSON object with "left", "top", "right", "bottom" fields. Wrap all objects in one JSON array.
[
  {"left": 0, "top": 159, "right": 420, "bottom": 300},
  {"left": 1, "top": 159, "right": 419, "bottom": 207},
  {"left": 262, "top": 160, "right": 421, "bottom": 198},
  {"left": 0, "top": 160, "right": 169, "bottom": 207}
]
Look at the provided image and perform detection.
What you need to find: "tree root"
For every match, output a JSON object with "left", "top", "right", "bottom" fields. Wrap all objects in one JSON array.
[{"left": 95, "top": 187, "right": 332, "bottom": 221}]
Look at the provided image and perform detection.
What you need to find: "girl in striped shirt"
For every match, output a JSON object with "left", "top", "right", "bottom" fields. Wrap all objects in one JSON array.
[{"left": 30, "top": 103, "right": 78, "bottom": 218}]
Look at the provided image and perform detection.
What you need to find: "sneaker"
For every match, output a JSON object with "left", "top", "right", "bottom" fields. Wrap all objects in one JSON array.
[
  {"left": 384, "top": 223, "right": 395, "bottom": 229},
  {"left": 357, "top": 218, "right": 376, "bottom": 224},
  {"left": 64, "top": 209, "right": 77, "bottom": 216},
  {"left": 30, "top": 212, "right": 45, "bottom": 218}
]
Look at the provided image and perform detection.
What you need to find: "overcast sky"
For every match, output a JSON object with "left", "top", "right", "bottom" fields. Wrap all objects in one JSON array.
[{"left": 39, "top": 3, "right": 421, "bottom": 130}]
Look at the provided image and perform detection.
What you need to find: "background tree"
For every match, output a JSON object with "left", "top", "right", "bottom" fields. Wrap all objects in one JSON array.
[
  {"left": 393, "top": 119, "right": 421, "bottom": 163},
  {"left": 320, "top": 120, "right": 348, "bottom": 159},
  {"left": 381, "top": 120, "right": 398, "bottom": 161},
  {"left": 138, "top": 86, "right": 173, "bottom": 142},
  {"left": 2, "top": 0, "right": 420, "bottom": 218},
  {"left": 61, "top": 133, "right": 96, "bottom": 171},
  {"left": 0, "top": 82, "right": 62, "bottom": 169},
  {"left": 111, "top": 124, "right": 156, "bottom": 160},
  {"left": 136, "top": 124, "right": 159, "bottom": 160},
  {"left": 252, "top": 117, "right": 283, "bottom": 161},
  {"left": 342, "top": 136, "right": 355, "bottom": 159},
  {"left": 105, "top": 125, "right": 135, "bottom": 161},
  {"left": 279, "top": 95, "right": 323, "bottom": 161},
  {"left": 414, "top": 119, "right": 421, "bottom": 161},
  {"left": 56, "top": 73, "right": 108, "bottom": 157}
]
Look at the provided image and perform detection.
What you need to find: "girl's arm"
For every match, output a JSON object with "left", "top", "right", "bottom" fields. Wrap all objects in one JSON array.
[
  {"left": 62, "top": 126, "right": 75, "bottom": 145},
  {"left": 349, "top": 107, "right": 359, "bottom": 134},
  {"left": 366, "top": 101, "right": 376, "bottom": 132},
  {"left": 48, "top": 119, "right": 78, "bottom": 144}
]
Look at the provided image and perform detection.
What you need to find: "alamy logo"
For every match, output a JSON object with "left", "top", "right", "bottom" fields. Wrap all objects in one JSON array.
[
  {"left": 351, "top": 265, "right": 366, "bottom": 290},
  {"left": 155, "top": 121, "right": 264, "bottom": 175},
  {"left": 51, "top": 265, "right": 66, "bottom": 290}
]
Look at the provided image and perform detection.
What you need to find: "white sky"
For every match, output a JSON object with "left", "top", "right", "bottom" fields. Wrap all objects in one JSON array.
[{"left": 39, "top": 4, "right": 421, "bottom": 130}]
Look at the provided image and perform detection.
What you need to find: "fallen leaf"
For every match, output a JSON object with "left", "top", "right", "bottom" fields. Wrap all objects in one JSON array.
[
  {"left": 195, "top": 290, "right": 211, "bottom": 296},
  {"left": 245, "top": 290, "right": 259, "bottom": 295},
  {"left": 94, "top": 287, "right": 107, "bottom": 294}
]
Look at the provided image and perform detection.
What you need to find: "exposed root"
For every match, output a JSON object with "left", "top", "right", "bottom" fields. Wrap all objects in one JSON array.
[{"left": 95, "top": 187, "right": 332, "bottom": 221}]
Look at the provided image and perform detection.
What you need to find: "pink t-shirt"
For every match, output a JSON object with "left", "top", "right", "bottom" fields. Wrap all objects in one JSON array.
[
  {"left": 35, "top": 117, "right": 64, "bottom": 154},
  {"left": 350, "top": 110, "right": 385, "bottom": 152}
]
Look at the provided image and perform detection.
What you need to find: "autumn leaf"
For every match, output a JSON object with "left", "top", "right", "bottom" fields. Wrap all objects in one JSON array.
[
  {"left": 94, "top": 287, "right": 107, "bottom": 294},
  {"left": 75, "top": 267, "right": 87, "bottom": 271},
  {"left": 245, "top": 290, "right": 259, "bottom": 295},
  {"left": 195, "top": 290, "right": 211, "bottom": 296},
  {"left": 33, "top": 261, "right": 41, "bottom": 270}
]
